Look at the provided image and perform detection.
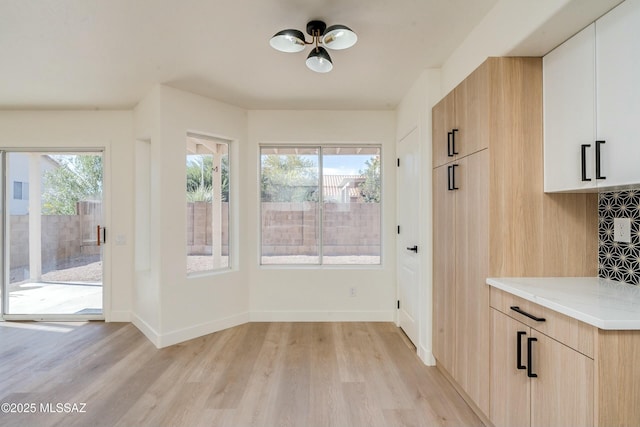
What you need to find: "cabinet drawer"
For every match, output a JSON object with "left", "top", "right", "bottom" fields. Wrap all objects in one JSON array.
[{"left": 490, "top": 287, "right": 594, "bottom": 358}]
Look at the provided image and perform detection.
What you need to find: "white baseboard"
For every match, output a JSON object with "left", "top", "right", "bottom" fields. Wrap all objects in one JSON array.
[
  {"left": 157, "top": 312, "right": 250, "bottom": 348},
  {"left": 127, "top": 310, "right": 396, "bottom": 348},
  {"left": 249, "top": 310, "right": 394, "bottom": 322},
  {"left": 131, "top": 313, "right": 161, "bottom": 348},
  {"left": 106, "top": 310, "right": 131, "bottom": 322},
  {"left": 419, "top": 345, "right": 436, "bottom": 366}
]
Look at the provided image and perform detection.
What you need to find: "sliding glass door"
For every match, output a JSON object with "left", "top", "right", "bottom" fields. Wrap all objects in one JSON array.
[{"left": 1, "top": 151, "right": 104, "bottom": 319}]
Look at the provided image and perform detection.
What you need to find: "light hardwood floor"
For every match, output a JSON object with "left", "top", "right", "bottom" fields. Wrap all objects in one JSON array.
[{"left": 0, "top": 321, "right": 483, "bottom": 427}]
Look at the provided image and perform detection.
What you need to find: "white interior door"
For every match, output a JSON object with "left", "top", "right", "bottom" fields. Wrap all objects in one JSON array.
[{"left": 397, "top": 128, "right": 420, "bottom": 346}]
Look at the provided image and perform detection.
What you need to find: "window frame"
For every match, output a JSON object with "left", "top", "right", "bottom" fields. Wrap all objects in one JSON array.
[
  {"left": 185, "top": 132, "right": 232, "bottom": 277},
  {"left": 259, "top": 144, "right": 383, "bottom": 268},
  {"left": 13, "top": 181, "right": 28, "bottom": 200}
]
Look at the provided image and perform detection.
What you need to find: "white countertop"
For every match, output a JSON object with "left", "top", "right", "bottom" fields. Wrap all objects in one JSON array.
[{"left": 486, "top": 277, "right": 640, "bottom": 330}]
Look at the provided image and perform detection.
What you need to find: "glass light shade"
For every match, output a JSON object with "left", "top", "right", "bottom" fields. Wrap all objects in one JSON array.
[
  {"left": 269, "top": 29, "right": 306, "bottom": 53},
  {"left": 306, "top": 47, "right": 333, "bottom": 73},
  {"left": 322, "top": 25, "right": 357, "bottom": 50}
]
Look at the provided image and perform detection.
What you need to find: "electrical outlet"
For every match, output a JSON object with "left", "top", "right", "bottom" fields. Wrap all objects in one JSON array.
[
  {"left": 614, "top": 218, "right": 631, "bottom": 243},
  {"left": 349, "top": 287, "right": 357, "bottom": 297}
]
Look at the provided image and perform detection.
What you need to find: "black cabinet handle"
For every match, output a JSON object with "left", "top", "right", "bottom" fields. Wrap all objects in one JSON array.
[
  {"left": 510, "top": 306, "right": 546, "bottom": 322},
  {"left": 527, "top": 337, "right": 538, "bottom": 378},
  {"left": 596, "top": 140, "right": 606, "bottom": 180},
  {"left": 451, "top": 164, "right": 459, "bottom": 190},
  {"left": 447, "top": 132, "right": 453, "bottom": 157},
  {"left": 517, "top": 331, "right": 527, "bottom": 370},
  {"left": 452, "top": 129, "right": 459, "bottom": 155},
  {"left": 447, "top": 165, "right": 453, "bottom": 190},
  {"left": 581, "top": 144, "right": 591, "bottom": 182},
  {"left": 406, "top": 245, "right": 418, "bottom": 253}
]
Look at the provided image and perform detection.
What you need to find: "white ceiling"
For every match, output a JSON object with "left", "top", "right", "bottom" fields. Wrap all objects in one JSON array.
[
  {"left": 0, "top": 0, "right": 501, "bottom": 110},
  {"left": 0, "top": 0, "right": 625, "bottom": 111}
]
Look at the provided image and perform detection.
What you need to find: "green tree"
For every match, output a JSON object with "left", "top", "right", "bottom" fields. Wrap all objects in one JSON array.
[
  {"left": 261, "top": 154, "right": 318, "bottom": 202},
  {"left": 186, "top": 155, "right": 229, "bottom": 202},
  {"left": 42, "top": 155, "right": 103, "bottom": 215},
  {"left": 358, "top": 155, "right": 381, "bottom": 203}
]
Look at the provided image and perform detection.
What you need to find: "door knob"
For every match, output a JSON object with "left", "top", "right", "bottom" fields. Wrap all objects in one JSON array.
[{"left": 406, "top": 245, "right": 418, "bottom": 253}]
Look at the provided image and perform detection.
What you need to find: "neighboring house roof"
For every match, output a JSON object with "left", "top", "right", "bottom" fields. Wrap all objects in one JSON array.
[
  {"left": 323, "top": 175, "right": 364, "bottom": 200},
  {"left": 42, "top": 154, "right": 61, "bottom": 169}
]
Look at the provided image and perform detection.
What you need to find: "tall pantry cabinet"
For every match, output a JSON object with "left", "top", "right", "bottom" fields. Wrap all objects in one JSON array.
[{"left": 432, "top": 57, "right": 597, "bottom": 419}]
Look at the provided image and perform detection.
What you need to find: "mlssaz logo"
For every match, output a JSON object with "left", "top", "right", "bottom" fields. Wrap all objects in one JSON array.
[{"left": 39, "top": 403, "right": 87, "bottom": 413}]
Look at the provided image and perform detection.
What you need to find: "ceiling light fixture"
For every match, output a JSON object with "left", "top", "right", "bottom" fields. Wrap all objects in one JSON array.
[{"left": 269, "top": 20, "right": 357, "bottom": 73}]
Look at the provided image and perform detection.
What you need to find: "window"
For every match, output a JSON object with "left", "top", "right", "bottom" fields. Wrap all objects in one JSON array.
[
  {"left": 186, "top": 133, "right": 230, "bottom": 275},
  {"left": 260, "top": 146, "right": 381, "bottom": 265},
  {"left": 13, "top": 181, "right": 29, "bottom": 200}
]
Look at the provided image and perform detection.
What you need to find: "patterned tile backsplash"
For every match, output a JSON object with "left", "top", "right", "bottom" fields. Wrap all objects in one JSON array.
[{"left": 598, "top": 190, "right": 640, "bottom": 285}]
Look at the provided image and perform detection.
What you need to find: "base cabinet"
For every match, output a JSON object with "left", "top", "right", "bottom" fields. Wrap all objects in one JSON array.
[
  {"left": 531, "top": 332, "right": 593, "bottom": 427},
  {"left": 490, "top": 308, "right": 594, "bottom": 427},
  {"left": 490, "top": 287, "right": 640, "bottom": 427},
  {"left": 490, "top": 309, "right": 530, "bottom": 426}
]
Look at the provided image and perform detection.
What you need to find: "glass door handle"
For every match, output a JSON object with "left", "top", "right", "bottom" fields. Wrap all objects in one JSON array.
[{"left": 97, "top": 225, "right": 106, "bottom": 246}]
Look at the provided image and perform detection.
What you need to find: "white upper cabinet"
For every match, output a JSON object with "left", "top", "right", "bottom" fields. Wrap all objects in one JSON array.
[
  {"left": 544, "top": 24, "right": 596, "bottom": 192},
  {"left": 596, "top": 0, "right": 640, "bottom": 188},
  {"left": 544, "top": 0, "right": 640, "bottom": 192}
]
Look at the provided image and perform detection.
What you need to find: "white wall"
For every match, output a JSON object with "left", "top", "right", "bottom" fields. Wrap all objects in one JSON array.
[
  {"left": 133, "top": 85, "right": 250, "bottom": 347},
  {"left": 441, "top": 0, "right": 568, "bottom": 94},
  {"left": 247, "top": 110, "right": 397, "bottom": 321},
  {"left": 439, "top": 0, "right": 623, "bottom": 98},
  {"left": 132, "top": 86, "right": 162, "bottom": 339},
  {"left": 0, "top": 111, "right": 134, "bottom": 321},
  {"left": 396, "top": 69, "right": 441, "bottom": 365}
]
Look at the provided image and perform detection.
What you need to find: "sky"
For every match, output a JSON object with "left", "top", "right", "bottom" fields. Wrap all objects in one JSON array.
[
  {"left": 322, "top": 154, "right": 374, "bottom": 176},
  {"left": 259, "top": 152, "right": 378, "bottom": 176}
]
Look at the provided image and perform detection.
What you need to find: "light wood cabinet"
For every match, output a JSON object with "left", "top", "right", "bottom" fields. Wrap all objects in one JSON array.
[
  {"left": 432, "top": 165, "right": 456, "bottom": 372},
  {"left": 432, "top": 91, "right": 456, "bottom": 168},
  {"left": 531, "top": 331, "right": 594, "bottom": 427},
  {"left": 490, "top": 308, "right": 530, "bottom": 427},
  {"left": 490, "top": 287, "right": 640, "bottom": 427},
  {"left": 490, "top": 307, "right": 594, "bottom": 427},
  {"left": 453, "top": 151, "right": 489, "bottom": 407},
  {"left": 454, "top": 62, "right": 489, "bottom": 159},
  {"left": 543, "top": 0, "right": 640, "bottom": 192},
  {"left": 432, "top": 57, "right": 597, "bottom": 421},
  {"left": 432, "top": 63, "right": 490, "bottom": 169}
]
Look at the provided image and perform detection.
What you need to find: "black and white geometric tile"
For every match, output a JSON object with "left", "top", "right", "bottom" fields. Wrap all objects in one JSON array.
[{"left": 598, "top": 190, "right": 640, "bottom": 285}]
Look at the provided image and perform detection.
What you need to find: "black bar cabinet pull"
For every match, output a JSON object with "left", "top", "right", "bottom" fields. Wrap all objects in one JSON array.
[
  {"left": 447, "top": 165, "right": 453, "bottom": 190},
  {"left": 596, "top": 140, "right": 606, "bottom": 180},
  {"left": 447, "top": 132, "right": 453, "bottom": 157},
  {"left": 581, "top": 144, "right": 591, "bottom": 182},
  {"left": 406, "top": 245, "right": 418, "bottom": 253},
  {"left": 452, "top": 129, "right": 459, "bottom": 155},
  {"left": 510, "top": 306, "right": 546, "bottom": 322},
  {"left": 516, "top": 331, "right": 527, "bottom": 370},
  {"left": 527, "top": 337, "right": 538, "bottom": 378},
  {"left": 451, "top": 164, "right": 459, "bottom": 190}
]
